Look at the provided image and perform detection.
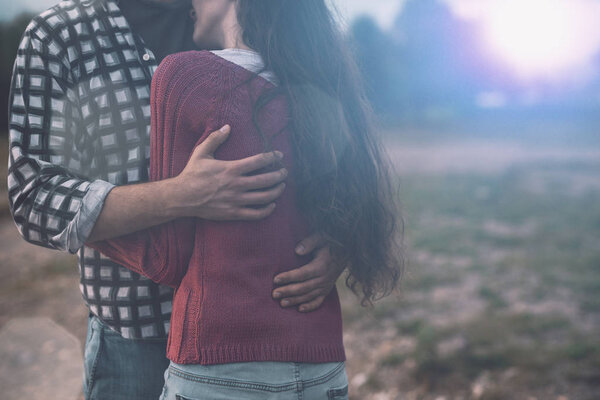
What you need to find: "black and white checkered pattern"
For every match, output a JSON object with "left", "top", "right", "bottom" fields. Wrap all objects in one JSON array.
[{"left": 7, "top": 0, "right": 174, "bottom": 339}]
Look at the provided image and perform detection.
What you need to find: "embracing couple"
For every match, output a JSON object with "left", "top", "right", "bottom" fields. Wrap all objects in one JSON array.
[{"left": 8, "top": 0, "right": 402, "bottom": 399}]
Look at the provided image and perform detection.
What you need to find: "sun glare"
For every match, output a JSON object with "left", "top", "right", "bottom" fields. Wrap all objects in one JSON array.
[{"left": 481, "top": 0, "right": 600, "bottom": 80}]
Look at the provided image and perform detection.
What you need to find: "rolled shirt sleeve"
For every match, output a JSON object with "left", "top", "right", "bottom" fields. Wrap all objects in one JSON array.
[
  {"left": 7, "top": 24, "right": 114, "bottom": 254},
  {"left": 56, "top": 179, "right": 115, "bottom": 253}
]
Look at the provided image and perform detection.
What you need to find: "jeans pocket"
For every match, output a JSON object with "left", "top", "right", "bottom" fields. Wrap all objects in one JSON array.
[
  {"left": 326, "top": 363, "right": 349, "bottom": 400},
  {"left": 327, "top": 384, "right": 349, "bottom": 400}
]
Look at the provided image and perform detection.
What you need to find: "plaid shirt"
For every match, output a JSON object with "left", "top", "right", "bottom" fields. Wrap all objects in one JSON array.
[{"left": 7, "top": 0, "right": 177, "bottom": 339}]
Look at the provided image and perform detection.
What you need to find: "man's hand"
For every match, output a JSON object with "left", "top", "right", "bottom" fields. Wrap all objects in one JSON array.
[
  {"left": 168, "top": 125, "right": 288, "bottom": 221},
  {"left": 87, "top": 125, "right": 288, "bottom": 243},
  {"left": 272, "top": 233, "right": 346, "bottom": 312}
]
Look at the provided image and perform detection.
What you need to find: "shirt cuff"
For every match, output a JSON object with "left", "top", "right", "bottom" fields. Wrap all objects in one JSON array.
[{"left": 66, "top": 179, "right": 116, "bottom": 254}]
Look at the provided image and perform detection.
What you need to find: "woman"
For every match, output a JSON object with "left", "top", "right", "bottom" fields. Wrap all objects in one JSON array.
[{"left": 89, "top": 0, "right": 403, "bottom": 398}]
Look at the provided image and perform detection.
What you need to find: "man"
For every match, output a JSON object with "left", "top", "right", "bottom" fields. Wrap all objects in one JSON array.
[{"left": 7, "top": 0, "right": 344, "bottom": 398}]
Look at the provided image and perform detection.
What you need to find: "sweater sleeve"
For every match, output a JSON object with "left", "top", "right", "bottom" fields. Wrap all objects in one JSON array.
[{"left": 87, "top": 54, "right": 202, "bottom": 288}]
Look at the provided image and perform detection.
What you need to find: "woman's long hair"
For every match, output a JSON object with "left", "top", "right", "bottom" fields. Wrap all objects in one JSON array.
[{"left": 236, "top": 0, "right": 404, "bottom": 305}]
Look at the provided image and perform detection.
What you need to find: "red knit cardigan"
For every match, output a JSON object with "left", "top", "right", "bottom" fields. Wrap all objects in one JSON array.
[{"left": 88, "top": 51, "right": 345, "bottom": 365}]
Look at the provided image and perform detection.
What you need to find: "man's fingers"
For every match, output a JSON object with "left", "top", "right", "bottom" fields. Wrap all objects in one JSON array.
[
  {"left": 273, "top": 247, "right": 330, "bottom": 285},
  {"left": 276, "top": 289, "right": 324, "bottom": 308},
  {"left": 230, "top": 204, "right": 277, "bottom": 220},
  {"left": 298, "top": 296, "right": 326, "bottom": 313},
  {"left": 273, "top": 263, "right": 322, "bottom": 286},
  {"left": 237, "top": 168, "right": 288, "bottom": 191},
  {"left": 232, "top": 151, "right": 283, "bottom": 174},
  {"left": 195, "top": 125, "right": 231, "bottom": 157},
  {"left": 236, "top": 183, "right": 286, "bottom": 206},
  {"left": 294, "top": 232, "right": 327, "bottom": 255},
  {"left": 272, "top": 277, "right": 325, "bottom": 299}
]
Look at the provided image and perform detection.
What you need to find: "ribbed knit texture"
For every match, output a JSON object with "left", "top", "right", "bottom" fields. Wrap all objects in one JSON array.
[{"left": 89, "top": 50, "right": 345, "bottom": 365}]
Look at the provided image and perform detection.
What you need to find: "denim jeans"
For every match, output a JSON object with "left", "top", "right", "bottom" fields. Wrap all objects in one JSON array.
[
  {"left": 83, "top": 314, "right": 170, "bottom": 400},
  {"left": 160, "top": 360, "right": 349, "bottom": 400}
]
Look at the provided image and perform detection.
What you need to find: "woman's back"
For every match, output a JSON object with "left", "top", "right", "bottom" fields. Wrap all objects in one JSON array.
[{"left": 152, "top": 50, "right": 345, "bottom": 365}]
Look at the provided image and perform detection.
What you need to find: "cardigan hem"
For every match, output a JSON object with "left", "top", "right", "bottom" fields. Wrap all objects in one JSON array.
[{"left": 167, "top": 344, "right": 346, "bottom": 365}]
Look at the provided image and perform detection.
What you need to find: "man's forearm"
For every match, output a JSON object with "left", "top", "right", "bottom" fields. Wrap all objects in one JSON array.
[{"left": 86, "top": 178, "right": 180, "bottom": 243}]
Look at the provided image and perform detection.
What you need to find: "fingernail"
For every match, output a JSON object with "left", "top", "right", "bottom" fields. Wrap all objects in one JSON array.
[
  {"left": 273, "top": 276, "right": 282, "bottom": 284},
  {"left": 295, "top": 244, "right": 305, "bottom": 254},
  {"left": 275, "top": 151, "right": 283, "bottom": 159},
  {"left": 273, "top": 291, "right": 282, "bottom": 299},
  {"left": 220, "top": 125, "right": 230, "bottom": 132},
  {"left": 299, "top": 306, "right": 307, "bottom": 312},
  {"left": 281, "top": 300, "right": 290, "bottom": 307}
]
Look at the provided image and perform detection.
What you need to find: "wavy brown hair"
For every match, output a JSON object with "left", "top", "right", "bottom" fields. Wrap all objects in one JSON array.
[{"left": 236, "top": 0, "right": 404, "bottom": 305}]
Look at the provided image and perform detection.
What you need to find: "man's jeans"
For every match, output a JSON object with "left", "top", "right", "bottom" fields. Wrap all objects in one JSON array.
[
  {"left": 160, "top": 360, "right": 349, "bottom": 400},
  {"left": 83, "top": 314, "right": 170, "bottom": 400}
]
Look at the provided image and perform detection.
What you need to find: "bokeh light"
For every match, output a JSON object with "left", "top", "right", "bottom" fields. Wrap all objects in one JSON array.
[{"left": 480, "top": 0, "right": 600, "bottom": 81}]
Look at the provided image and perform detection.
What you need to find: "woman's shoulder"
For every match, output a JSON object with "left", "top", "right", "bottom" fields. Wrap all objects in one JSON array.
[
  {"left": 162, "top": 50, "right": 218, "bottom": 65},
  {"left": 156, "top": 50, "right": 220, "bottom": 79},
  {"left": 152, "top": 51, "right": 236, "bottom": 104},
  {"left": 154, "top": 50, "right": 244, "bottom": 92}
]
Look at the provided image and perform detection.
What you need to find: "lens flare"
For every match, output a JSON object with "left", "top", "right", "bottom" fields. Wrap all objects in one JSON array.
[{"left": 481, "top": 0, "right": 600, "bottom": 80}]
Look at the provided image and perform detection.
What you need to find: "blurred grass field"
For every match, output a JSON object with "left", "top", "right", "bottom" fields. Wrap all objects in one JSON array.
[
  {"left": 1, "top": 133, "right": 599, "bottom": 399},
  {"left": 341, "top": 136, "right": 600, "bottom": 400}
]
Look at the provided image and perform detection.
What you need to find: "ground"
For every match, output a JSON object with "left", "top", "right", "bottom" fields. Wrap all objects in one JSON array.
[{"left": 0, "top": 133, "right": 599, "bottom": 399}]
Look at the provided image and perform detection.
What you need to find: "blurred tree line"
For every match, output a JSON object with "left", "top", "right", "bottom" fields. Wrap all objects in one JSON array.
[
  {"left": 2, "top": 0, "right": 599, "bottom": 137},
  {"left": 351, "top": 0, "right": 483, "bottom": 122},
  {"left": 350, "top": 0, "right": 600, "bottom": 127}
]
